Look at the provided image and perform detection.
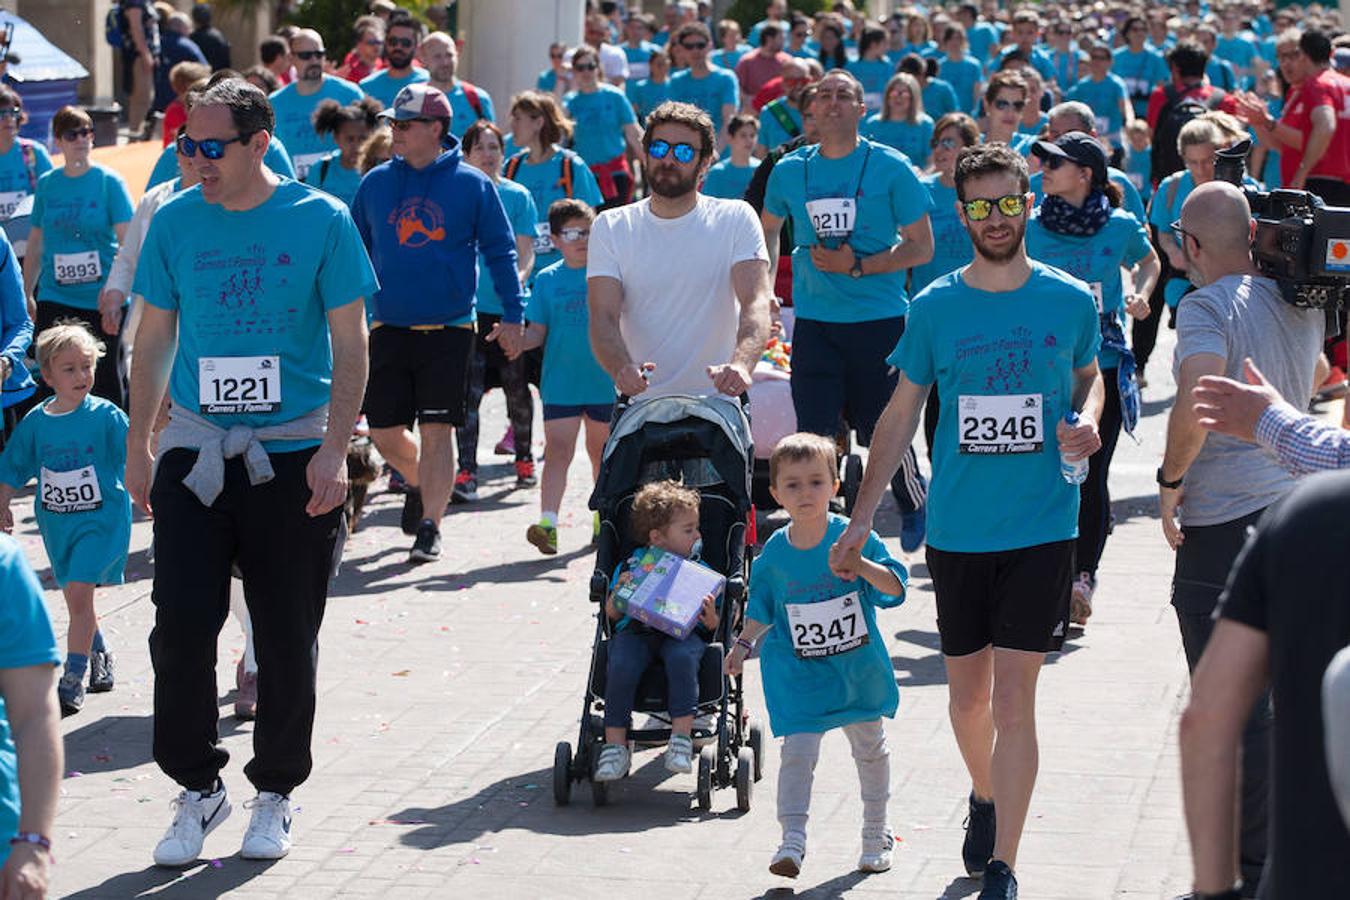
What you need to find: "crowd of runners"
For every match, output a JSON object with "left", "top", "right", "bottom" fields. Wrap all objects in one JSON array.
[{"left": 1, "top": 0, "right": 1349, "bottom": 898}]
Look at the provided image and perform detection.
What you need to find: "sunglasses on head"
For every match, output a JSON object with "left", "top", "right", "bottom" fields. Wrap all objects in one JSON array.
[
  {"left": 962, "top": 193, "right": 1028, "bottom": 221},
  {"left": 647, "top": 139, "right": 697, "bottom": 163},
  {"left": 681, "top": 41, "right": 709, "bottom": 50},
  {"left": 295, "top": 49, "right": 325, "bottom": 61},
  {"left": 176, "top": 132, "right": 254, "bottom": 159},
  {"left": 61, "top": 127, "right": 94, "bottom": 142},
  {"left": 391, "top": 118, "right": 436, "bottom": 131},
  {"left": 386, "top": 36, "right": 415, "bottom": 48},
  {"left": 557, "top": 226, "right": 590, "bottom": 242},
  {"left": 993, "top": 98, "right": 1027, "bottom": 112}
]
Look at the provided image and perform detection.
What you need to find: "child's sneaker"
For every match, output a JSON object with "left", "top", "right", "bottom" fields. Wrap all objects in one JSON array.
[
  {"left": 57, "top": 670, "right": 85, "bottom": 716},
  {"left": 514, "top": 459, "right": 537, "bottom": 488},
  {"left": 1070, "top": 571, "right": 1095, "bottom": 625},
  {"left": 88, "top": 650, "right": 115, "bottom": 693},
  {"left": 451, "top": 469, "right": 479, "bottom": 504},
  {"left": 769, "top": 833, "right": 806, "bottom": 878},
  {"left": 664, "top": 734, "right": 694, "bottom": 774},
  {"left": 526, "top": 520, "right": 557, "bottom": 555},
  {"left": 593, "top": 743, "right": 631, "bottom": 782},
  {"left": 858, "top": 825, "right": 895, "bottom": 873}
]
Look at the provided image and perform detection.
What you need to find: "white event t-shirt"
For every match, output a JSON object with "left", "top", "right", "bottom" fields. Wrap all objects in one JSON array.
[{"left": 587, "top": 194, "right": 769, "bottom": 399}]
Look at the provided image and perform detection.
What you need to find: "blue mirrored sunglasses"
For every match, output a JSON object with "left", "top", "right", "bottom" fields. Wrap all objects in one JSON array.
[
  {"left": 647, "top": 139, "right": 696, "bottom": 164},
  {"left": 176, "top": 132, "right": 255, "bottom": 160}
]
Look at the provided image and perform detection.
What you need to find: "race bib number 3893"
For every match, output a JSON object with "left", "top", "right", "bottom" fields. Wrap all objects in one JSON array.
[
  {"left": 957, "top": 393, "right": 1044, "bottom": 454},
  {"left": 199, "top": 356, "right": 282, "bottom": 414},
  {"left": 54, "top": 251, "right": 102, "bottom": 286},
  {"left": 787, "top": 592, "right": 869, "bottom": 658},
  {"left": 40, "top": 465, "right": 102, "bottom": 513}
]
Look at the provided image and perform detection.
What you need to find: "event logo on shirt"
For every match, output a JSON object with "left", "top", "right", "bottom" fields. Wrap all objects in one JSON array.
[{"left": 390, "top": 198, "right": 446, "bottom": 248}]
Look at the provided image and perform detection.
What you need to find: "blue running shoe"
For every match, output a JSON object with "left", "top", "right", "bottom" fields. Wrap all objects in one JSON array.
[{"left": 901, "top": 504, "right": 927, "bottom": 553}]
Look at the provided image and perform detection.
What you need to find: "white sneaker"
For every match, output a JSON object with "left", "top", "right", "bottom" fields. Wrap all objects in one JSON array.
[
  {"left": 593, "top": 743, "right": 631, "bottom": 782},
  {"left": 153, "top": 785, "right": 231, "bottom": 867},
  {"left": 858, "top": 825, "right": 895, "bottom": 872},
  {"left": 240, "top": 791, "right": 292, "bottom": 860},
  {"left": 664, "top": 734, "right": 694, "bottom": 774}
]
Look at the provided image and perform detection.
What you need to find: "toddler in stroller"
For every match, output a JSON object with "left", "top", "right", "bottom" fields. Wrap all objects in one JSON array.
[{"left": 595, "top": 481, "right": 721, "bottom": 780}]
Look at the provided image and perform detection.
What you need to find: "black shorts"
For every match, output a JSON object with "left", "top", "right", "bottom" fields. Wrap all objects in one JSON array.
[
  {"left": 789, "top": 316, "right": 905, "bottom": 446},
  {"left": 364, "top": 325, "right": 473, "bottom": 428},
  {"left": 926, "top": 540, "right": 1075, "bottom": 657}
]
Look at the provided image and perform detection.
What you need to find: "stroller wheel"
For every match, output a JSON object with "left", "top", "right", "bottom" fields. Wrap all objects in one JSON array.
[
  {"left": 748, "top": 718, "right": 765, "bottom": 783},
  {"left": 553, "top": 742, "right": 573, "bottom": 806},
  {"left": 735, "top": 747, "right": 754, "bottom": 812},
  {"left": 590, "top": 776, "right": 610, "bottom": 807},
  {"left": 696, "top": 745, "right": 715, "bottom": 811}
]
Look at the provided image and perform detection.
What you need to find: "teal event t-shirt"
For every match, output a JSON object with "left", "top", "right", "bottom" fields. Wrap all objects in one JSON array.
[
  {"left": 268, "top": 76, "right": 364, "bottom": 178},
  {"left": 503, "top": 149, "right": 603, "bottom": 278},
  {"left": 668, "top": 68, "right": 740, "bottom": 134},
  {"left": 888, "top": 263, "right": 1100, "bottom": 553},
  {"left": 764, "top": 138, "right": 933, "bottom": 322},
  {"left": 133, "top": 180, "right": 379, "bottom": 450},
  {"left": 529, "top": 259, "right": 613, "bottom": 406},
  {"left": 359, "top": 67, "right": 429, "bottom": 108},
  {"left": 909, "top": 174, "right": 972, "bottom": 295},
  {"left": 31, "top": 164, "right": 134, "bottom": 310},
  {"left": 564, "top": 84, "right": 637, "bottom": 164},
  {"left": 475, "top": 177, "right": 536, "bottom": 317}
]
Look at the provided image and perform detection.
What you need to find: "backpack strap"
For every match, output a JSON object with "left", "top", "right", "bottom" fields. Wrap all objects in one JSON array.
[
  {"left": 460, "top": 81, "right": 486, "bottom": 120},
  {"left": 766, "top": 98, "right": 799, "bottom": 139},
  {"left": 504, "top": 151, "right": 525, "bottom": 182},
  {"left": 560, "top": 153, "right": 574, "bottom": 198},
  {"left": 18, "top": 140, "right": 36, "bottom": 194},
  {"left": 319, "top": 155, "right": 331, "bottom": 184}
]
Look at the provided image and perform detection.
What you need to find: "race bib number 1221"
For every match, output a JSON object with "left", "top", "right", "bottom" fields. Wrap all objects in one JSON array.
[{"left": 199, "top": 356, "right": 282, "bottom": 414}]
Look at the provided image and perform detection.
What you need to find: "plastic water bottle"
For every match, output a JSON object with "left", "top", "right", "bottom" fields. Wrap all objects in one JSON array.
[{"left": 1060, "top": 411, "right": 1089, "bottom": 485}]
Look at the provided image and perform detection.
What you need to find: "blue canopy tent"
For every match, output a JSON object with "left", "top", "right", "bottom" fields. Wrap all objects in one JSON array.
[{"left": 1, "top": 10, "right": 89, "bottom": 151}]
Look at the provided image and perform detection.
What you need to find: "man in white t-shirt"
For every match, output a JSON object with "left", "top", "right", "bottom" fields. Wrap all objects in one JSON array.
[{"left": 588, "top": 101, "right": 771, "bottom": 400}]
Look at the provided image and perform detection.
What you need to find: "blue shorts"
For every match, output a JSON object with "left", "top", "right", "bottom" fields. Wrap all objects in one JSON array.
[
  {"left": 542, "top": 402, "right": 613, "bottom": 422},
  {"left": 790, "top": 316, "right": 906, "bottom": 446}
]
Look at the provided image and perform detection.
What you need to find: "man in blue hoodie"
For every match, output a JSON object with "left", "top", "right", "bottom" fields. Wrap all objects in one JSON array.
[{"left": 352, "top": 84, "right": 524, "bottom": 564}]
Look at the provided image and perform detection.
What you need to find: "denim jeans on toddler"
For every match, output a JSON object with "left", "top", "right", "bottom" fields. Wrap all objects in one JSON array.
[{"left": 603, "top": 628, "right": 705, "bottom": 728}]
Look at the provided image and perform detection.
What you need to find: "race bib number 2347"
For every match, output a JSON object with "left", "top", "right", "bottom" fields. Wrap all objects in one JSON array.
[{"left": 787, "top": 592, "right": 869, "bottom": 658}]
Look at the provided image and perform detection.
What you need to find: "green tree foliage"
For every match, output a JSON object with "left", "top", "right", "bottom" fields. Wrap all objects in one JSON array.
[{"left": 724, "top": 0, "right": 830, "bottom": 35}]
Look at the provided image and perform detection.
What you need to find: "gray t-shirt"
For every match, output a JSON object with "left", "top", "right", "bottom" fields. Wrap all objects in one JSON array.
[{"left": 1173, "top": 274, "right": 1324, "bottom": 526}]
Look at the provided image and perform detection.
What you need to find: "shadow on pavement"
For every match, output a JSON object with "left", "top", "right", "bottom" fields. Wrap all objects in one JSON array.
[
  {"left": 389, "top": 756, "right": 746, "bottom": 851},
  {"left": 1111, "top": 492, "right": 1162, "bottom": 524},
  {"left": 63, "top": 709, "right": 248, "bottom": 777},
  {"left": 891, "top": 627, "right": 1083, "bottom": 688},
  {"left": 62, "top": 858, "right": 278, "bottom": 899},
  {"left": 935, "top": 875, "right": 982, "bottom": 898},
  {"left": 413, "top": 546, "right": 594, "bottom": 592},
  {"left": 754, "top": 870, "right": 872, "bottom": 898}
]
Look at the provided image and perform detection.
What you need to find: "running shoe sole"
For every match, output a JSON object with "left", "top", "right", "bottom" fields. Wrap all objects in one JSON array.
[{"left": 526, "top": 524, "right": 557, "bottom": 555}]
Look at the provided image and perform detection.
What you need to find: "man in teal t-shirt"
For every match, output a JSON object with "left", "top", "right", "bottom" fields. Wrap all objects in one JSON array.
[
  {"left": 833, "top": 143, "right": 1103, "bottom": 900},
  {"left": 359, "top": 15, "right": 429, "bottom": 108},
  {"left": 0, "top": 535, "right": 61, "bottom": 891},
  {"left": 268, "top": 29, "right": 364, "bottom": 179},
  {"left": 127, "top": 79, "right": 377, "bottom": 871},
  {"left": 761, "top": 69, "right": 934, "bottom": 551},
  {"left": 667, "top": 22, "right": 740, "bottom": 147}
]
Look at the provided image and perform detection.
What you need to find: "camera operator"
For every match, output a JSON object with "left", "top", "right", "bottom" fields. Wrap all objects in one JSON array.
[
  {"left": 1235, "top": 28, "right": 1350, "bottom": 204},
  {"left": 1179, "top": 470, "right": 1350, "bottom": 900},
  {"left": 1159, "top": 180, "right": 1326, "bottom": 895}
]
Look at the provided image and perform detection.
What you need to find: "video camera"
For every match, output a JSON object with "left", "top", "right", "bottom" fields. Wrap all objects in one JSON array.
[{"left": 1215, "top": 140, "right": 1350, "bottom": 312}]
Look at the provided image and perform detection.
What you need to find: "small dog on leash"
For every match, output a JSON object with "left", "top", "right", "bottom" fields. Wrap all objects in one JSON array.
[{"left": 346, "top": 435, "right": 380, "bottom": 532}]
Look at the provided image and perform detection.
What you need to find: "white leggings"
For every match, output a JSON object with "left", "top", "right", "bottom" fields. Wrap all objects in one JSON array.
[{"left": 777, "top": 719, "right": 890, "bottom": 841}]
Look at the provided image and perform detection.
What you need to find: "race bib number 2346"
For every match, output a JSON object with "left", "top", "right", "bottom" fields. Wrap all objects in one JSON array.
[{"left": 957, "top": 393, "right": 1044, "bottom": 455}]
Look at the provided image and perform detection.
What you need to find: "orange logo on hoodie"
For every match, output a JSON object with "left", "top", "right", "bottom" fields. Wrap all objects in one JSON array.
[{"left": 390, "top": 198, "right": 446, "bottom": 249}]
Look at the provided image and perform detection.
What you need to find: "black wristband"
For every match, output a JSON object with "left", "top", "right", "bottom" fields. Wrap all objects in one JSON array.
[{"left": 1157, "top": 465, "right": 1184, "bottom": 489}]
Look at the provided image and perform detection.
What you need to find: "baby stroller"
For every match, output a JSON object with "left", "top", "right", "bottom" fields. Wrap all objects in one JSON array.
[{"left": 552, "top": 394, "right": 764, "bottom": 811}]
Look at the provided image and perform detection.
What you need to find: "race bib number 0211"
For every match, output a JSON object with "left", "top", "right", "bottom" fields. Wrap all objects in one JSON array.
[
  {"left": 805, "top": 197, "right": 856, "bottom": 240},
  {"left": 787, "top": 591, "right": 868, "bottom": 658},
  {"left": 40, "top": 465, "right": 102, "bottom": 513},
  {"left": 957, "top": 393, "right": 1044, "bottom": 454},
  {"left": 199, "top": 356, "right": 281, "bottom": 414}
]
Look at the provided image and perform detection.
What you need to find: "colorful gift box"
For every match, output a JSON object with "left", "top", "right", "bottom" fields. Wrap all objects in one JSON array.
[{"left": 611, "top": 548, "right": 726, "bottom": 640}]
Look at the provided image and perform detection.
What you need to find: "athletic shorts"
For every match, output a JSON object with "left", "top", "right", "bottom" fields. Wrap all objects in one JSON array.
[
  {"left": 364, "top": 325, "right": 473, "bottom": 428},
  {"left": 789, "top": 316, "right": 905, "bottom": 446},
  {"left": 926, "top": 540, "right": 1075, "bottom": 657},
  {"left": 542, "top": 402, "right": 613, "bottom": 422}
]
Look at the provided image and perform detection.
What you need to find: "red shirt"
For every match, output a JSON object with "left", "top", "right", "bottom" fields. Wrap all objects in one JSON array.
[
  {"left": 734, "top": 50, "right": 788, "bottom": 100},
  {"left": 1280, "top": 68, "right": 1350, "bottom": 184},
  {"left": 162, "top": 99, "right": 185, "bottom": 147},
  {"left": 1145, "top": 80, "right": 1216, "bottom": 130},
  {"left": 339, "top": 50, "right": 385, "bottom": 83}
]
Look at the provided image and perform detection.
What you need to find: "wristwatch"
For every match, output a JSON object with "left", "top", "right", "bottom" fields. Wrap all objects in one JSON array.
[
  {"left": 1156, "top": 466, "right": 1184, "bottom": 490},
  {"left": 849, "top": 255, "right": 865, "bottom": 278}
]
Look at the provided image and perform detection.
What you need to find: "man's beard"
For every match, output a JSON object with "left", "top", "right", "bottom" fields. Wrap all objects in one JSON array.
[
  {"left": 649, "top": 164, "right": 698, "bottom": 198},
  {"left": 387, "top": 50, "right": 413, "bottom": 69},
  {"left": 303, "top": 63, "right": 323, "bottom": 82},
  {"left": 970, "top": 218, "right": 1026, "bottom": 263}
]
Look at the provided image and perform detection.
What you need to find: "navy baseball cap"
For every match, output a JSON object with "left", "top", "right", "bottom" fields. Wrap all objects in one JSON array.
[{"left": 1032, "top": 131, "right": 1108, "bottom": 186}]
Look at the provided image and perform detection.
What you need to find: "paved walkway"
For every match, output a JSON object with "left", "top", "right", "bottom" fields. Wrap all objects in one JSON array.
[{"left": 26, "top": 333, "right": 1205, "bottom": 898}]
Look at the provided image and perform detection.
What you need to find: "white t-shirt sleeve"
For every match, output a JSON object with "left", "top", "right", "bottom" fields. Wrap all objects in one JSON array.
[
  {"left": 586, "top": 211, "right": 624, "bottom": 282},
  {"left": 726, "top": 200, "right": 770, "bottom": 265}
]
